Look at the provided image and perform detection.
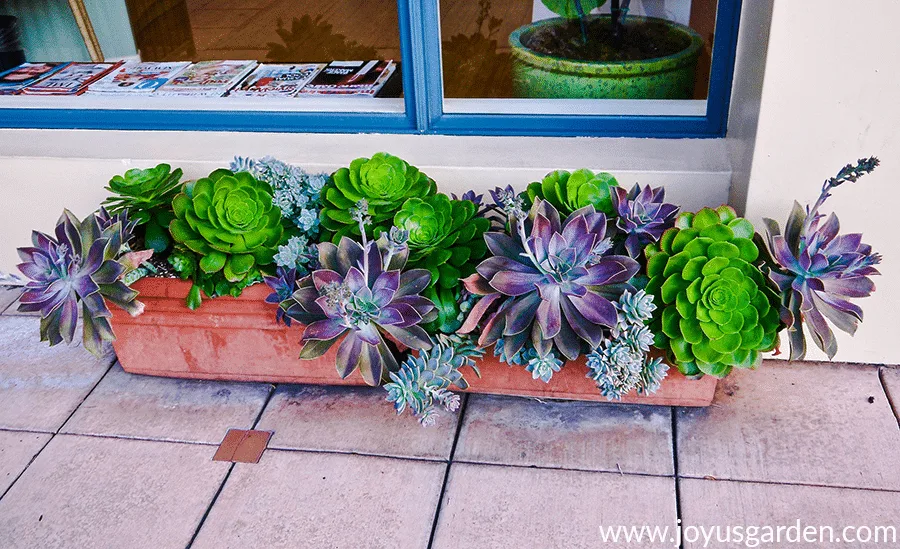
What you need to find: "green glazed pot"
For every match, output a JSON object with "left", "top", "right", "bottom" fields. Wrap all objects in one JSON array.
[{"left": 509, "top": 15, "right": 703, "bottom": 99}]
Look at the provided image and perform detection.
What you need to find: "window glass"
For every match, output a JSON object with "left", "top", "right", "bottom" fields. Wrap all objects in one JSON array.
[
  {"left": 0, "top": 0, "right": 403, "bottom": 109},
  {"left": 439, "top": 0, "right": 717, "bottom": 115}
]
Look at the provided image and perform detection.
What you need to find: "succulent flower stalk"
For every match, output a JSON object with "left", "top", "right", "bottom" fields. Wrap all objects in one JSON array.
[{"left": 759, "top": 157, "right": 881, "bottom": 360}]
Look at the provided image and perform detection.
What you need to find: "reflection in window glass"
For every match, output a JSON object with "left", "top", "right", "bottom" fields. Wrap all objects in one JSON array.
[
  {"left": 0, "top": 0, "right": 403, "bottom": 99},
  {"left": 440, "top": 0, "right": 716, "bottom": 106}
]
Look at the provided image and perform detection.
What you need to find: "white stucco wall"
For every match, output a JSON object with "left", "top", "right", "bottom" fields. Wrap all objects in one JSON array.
[{"left": 742, "top": 0, "right": 900, "bottom": 364}]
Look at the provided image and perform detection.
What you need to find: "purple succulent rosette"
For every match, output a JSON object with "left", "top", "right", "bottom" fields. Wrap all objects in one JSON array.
[
  {"left": 16, "top": 209, "right": 147, "bottom": 357},
  {"left": 460, "top": 198, "right": 639, "bottom": 361},
  {"left": 760, "top": 157, "right": 881, "bottom": 360},
  {"left": 611, "top": 183, "right": 679, "bottom": 258},
  {"left": 283, "top": 234, "right": 436, "bottom": 385},
  {"left": 264, "top": 266, "right": 297, "bottom": 326}
]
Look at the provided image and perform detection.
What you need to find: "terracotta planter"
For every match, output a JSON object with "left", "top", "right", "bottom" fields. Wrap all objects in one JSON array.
[{"left": 112, "top": 277, "right": 717, "bottom": 406}]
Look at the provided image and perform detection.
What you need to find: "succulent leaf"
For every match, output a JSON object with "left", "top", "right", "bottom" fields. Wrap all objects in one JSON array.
[
  {"left": 102, "top": 164, "right": 183, "bottom": 253},
  {"left": 758, "top": 158, "right": 881, "bottom": 360}
]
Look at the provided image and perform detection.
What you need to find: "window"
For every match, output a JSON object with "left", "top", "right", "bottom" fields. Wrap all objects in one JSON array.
[{"left": 0, "top": 0, "right": 742, "bottom": 136}]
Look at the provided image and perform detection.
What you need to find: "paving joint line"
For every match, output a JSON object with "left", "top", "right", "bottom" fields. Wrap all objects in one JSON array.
[
  {"left": 0, "top": 354, "right": 114, "bottom": 503},
  {"left": 426, "top": 392, "right": 470, "bottom": 549},
  {"left": 449, "top": 458, "right": 677, "bottom": 479},
  {"left": 677, "top": 474, "right": 900, "bottom": 494},
  {"left": 671, "top": 406, "right": 686, "bottom": 549},
  {"left": 877, "top": 367, "right": 900, "bottom": 429},
  {"left": 185, "top": 383, "right": 278, "bottom": 549}
]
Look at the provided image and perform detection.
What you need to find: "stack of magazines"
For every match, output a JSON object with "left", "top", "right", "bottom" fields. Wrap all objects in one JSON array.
[
  {"left": 155, "top": 60, "right": 257, "bottom": 98},
  {"left": 18, "top": 62, "right": 120, "bottom": 95},
  {"left": 84, "top": 61, "right": 191, "bottom": 96},
  {"left": 298, "top": 60, "right": 396, "bottom": 97},
  {"left": 229, "top": 63, "right": 325, "bottom": 98},
  {"left": 0, "top": 62, "right": 67, "bottom": 95}
]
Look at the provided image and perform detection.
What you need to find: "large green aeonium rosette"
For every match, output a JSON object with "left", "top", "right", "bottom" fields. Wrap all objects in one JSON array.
[
  {"left": 525, "top": 168, "right": 619, "bottom": 217},
  {"left": 169, "top": 169, "right": 283, "bottom": 285},
  {"left": 394, "top": 194, "right": 490, "bottom": 289},
  {"left": 645, "top": 206, "right": 782, "bottom": 378},
  {"left": 319, "top": 153, "right": 436, "bottom": 242}
]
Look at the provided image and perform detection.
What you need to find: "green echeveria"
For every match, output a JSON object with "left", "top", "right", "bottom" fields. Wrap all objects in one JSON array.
[
  {"left": 169, "top": 169, "right": 283, "bottom": 284},
  {"left": 394, "top": 194, "right": 490, "bottom": 289},
  {"left": 320, "top": 153, "right": 436, "bottom": 241},
  {"left": 102, "top": 163, "right": 183, "bottom": 253},
  {"left": 645, "top": 205, "right": 782, "bottom": 378},
  {"left": 525, "top": 168, "right": 619, "bottom": 216}
]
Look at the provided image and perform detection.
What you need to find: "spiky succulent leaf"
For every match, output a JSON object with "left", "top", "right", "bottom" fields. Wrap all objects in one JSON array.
[
  {"left": 759, "top": 158, "right": 881, "bottom": 360},
  {"left": 319, "top": 153, "right": 437, "bottom": 242},
  {"left": 645, "top": 205, "right": 782, "bottom": 378},
  {"left": 525, "top": 169, "right": 619, "bottom": 217},
  {"left": 16, "top": 209, "right": 147, "bottom": 357}
]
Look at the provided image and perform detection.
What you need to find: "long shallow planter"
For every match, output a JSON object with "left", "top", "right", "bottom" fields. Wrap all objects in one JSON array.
[{"left": 111, "top": 277, "right": 717, "bottom": 407}]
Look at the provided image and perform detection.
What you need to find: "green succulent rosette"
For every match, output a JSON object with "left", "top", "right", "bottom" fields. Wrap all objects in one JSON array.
[
  {"left": 320, "top": 153, "right": 436, "bottom": 242},
  {"left": 525, "top": 168, "right": 619, "bottom": 216},
  {"left": 394, "top": 193, "right": 490, "bottom": 289},
  {"left": 169, "top": 169, "right": 283, "bottom": 286},
  {"left": 645, "top": 206, "right": 782, "bottom": 378},
  {"left": 102, "top": 163, "right": 183, "bottom": 253}
]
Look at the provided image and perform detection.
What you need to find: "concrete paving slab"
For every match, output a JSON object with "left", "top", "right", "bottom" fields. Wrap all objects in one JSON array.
[
  {"left": 256, "top": 384, "right": 458, "bottom": 460},
  {"left": 0, "top": 435, "right": 230, "bottom": 549},
  {"left": 455, "top": 394, "right": 674, "bottom": 475},
  {"left": 62, "top": 364, "right": 272, "bottom": 444},
  {"left": 432, "top": 463, "right": 678, "bottom": 549},
  {"left": 0, "top": 430, "right": 50, "bottom": 495},
  {"left": 677, "top": 361, "right": 900, "bottom": 490},
  {"left": 191, "top": 449, "right": 446, "bottom": 549},
  {"left": 680, "top": 478, "right": 900, "bottom": 548},
  {"left": 0, "top": 316, "right": 112, "bottom": 432}
]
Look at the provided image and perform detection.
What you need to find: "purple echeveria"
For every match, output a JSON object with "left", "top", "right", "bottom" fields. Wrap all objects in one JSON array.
[
  {"left": 611, "top": 183, "right": 679, "bottom": 258},
  {"left": 16, "top": 209, "right": 146, "bottom": 357},
  {"left": 460, "top": 198, "right": 639, "bottom": 361},
  {"left": 760, "top": 157, "right": 881, "bottom": 360},
  {"left": 283, "top": 232, "right": 436, "bottom": 386},
  {"left": 264, "top": 266, "right": 297, "bottom": 326},
  {"left": 452, "top": 190, "right": 484, "bottom": 206}
]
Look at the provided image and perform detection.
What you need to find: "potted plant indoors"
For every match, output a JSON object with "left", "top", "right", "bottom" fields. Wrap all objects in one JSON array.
[
  {"left": 14, "top": 155, "right": 882, "bottom": 425},
  {"left": 509, "top": 0, "right": 703, "bottom": 99}
]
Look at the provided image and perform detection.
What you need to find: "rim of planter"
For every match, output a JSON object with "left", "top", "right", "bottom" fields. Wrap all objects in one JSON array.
[{"left": 509, "top": 15, "right": 704, "bottom": 78}]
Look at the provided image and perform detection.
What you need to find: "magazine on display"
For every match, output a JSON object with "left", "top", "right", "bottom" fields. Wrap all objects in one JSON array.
[
  {"left": 19, "top": 62, "right": 121, "bottom": 95},
  {"left": 154, "top": 60, "right": 258, "bottom": 97},
  {"left": 84, "top": 61, "right": 191, "bottom": 95},
  {"left": 0, "top": 62, "right": 70, "bottom": 95},
  {"left": 298, "top": 60, "right": 396, "bottom": 97},
  {"left": 229, "top": 63, "right": 325, "bottom": 98}
]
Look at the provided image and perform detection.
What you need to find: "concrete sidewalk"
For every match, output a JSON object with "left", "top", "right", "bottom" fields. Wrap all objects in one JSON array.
[{"left": 0, "top": 286, "right": 898, "bottom": 548}]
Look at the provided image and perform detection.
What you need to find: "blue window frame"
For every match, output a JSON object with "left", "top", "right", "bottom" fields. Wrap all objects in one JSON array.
[{"left": 0, "top": 0, "right": 742, "bottom": 138}]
